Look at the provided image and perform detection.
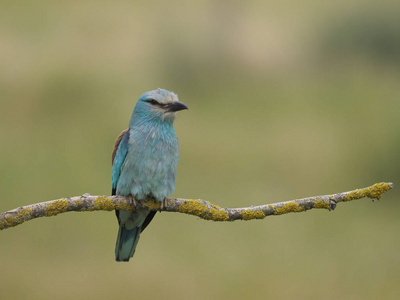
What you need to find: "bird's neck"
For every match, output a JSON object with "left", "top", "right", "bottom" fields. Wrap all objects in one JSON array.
[
  {"left": 129, "top": 111, "right": 175, "bottom": 127},
  {"left": 129, "top": 116, "right": 175, "bottom": 138}
]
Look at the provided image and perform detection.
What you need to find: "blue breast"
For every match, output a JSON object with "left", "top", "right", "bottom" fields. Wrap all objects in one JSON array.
[{"left": 116, "top": 122, "right": 179, "bottom": 201}]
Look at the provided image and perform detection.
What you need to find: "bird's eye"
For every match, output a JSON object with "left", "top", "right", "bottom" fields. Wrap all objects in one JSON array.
[{"left": 148, "top": 99, "right": 158, "bottom": 105}]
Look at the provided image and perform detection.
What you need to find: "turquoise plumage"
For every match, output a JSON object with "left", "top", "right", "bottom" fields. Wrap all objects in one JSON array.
[{"left": 112, "top": 89, "right": 188, "bottom": 262}]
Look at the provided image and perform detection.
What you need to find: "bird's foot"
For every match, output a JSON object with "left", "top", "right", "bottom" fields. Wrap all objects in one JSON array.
[
  {"left": 160, "top": 198, "right": 168, "bottom": 211},
  {"left": 129, "top": 195, "right": 137, "bottom": 208}
]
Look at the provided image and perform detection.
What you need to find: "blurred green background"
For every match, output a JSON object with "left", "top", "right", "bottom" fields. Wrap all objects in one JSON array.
[{"left": 1, "top": 1, "right": 399, "bottom": 299}]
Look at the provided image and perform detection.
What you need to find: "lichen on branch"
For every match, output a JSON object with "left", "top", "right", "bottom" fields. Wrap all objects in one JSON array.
[{"left": 0, "top": 182, "right": 394, "bottom": 230}]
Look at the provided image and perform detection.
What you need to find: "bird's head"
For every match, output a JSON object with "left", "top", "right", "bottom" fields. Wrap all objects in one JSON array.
[{"left": 130, "top": 88, "right": 188, "bottom": 125}]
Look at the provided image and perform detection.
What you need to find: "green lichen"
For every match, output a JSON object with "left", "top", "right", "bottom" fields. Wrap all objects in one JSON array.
[
  {"left": 274, "top": 201, "right": 305, "bottom": 215},
  {"left": 0, "top": 221, "right": 4, "bottom": 230},
  {"left": 44, "top": 199, "right": 69, "bottom": 216},
  {"left": 178, "top": 200, "right": 229, "bottom": 221},
  {"left": 314, "top": 199, "right": 330, "bottom": 209},
  {"left": 241, "top": 210, "right": 266, "bottom": 220},
  {"left": 344, "top": 182, "right": 392, "bottom": 201}
]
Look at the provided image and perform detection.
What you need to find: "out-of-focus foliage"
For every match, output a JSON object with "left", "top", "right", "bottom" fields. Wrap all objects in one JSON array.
[{"left": 1, "top": 1, "right": 399, "bottom": 299}]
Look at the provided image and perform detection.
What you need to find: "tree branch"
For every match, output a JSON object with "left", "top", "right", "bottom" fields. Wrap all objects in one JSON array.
[{"left": 0, "top": 182, "right": 393, "bottom": 230}]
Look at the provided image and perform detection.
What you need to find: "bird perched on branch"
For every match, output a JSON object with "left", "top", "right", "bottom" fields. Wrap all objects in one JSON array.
[{"left": 111, "top": 88, "right": 188, "bottom": 261}]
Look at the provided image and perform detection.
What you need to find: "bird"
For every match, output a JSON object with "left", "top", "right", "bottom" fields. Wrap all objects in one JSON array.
[{"left": 111, "top": 88, "right": 188, "bottom": 262}]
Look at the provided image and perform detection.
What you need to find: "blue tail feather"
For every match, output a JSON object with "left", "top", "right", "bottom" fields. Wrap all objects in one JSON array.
[{"left": 115, "top": 225, "right": 141, "bottom": 262}]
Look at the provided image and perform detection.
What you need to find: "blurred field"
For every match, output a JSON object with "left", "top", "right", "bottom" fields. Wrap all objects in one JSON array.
[{"left": 1, "top": 1, "right": 400, "bottom": 299}]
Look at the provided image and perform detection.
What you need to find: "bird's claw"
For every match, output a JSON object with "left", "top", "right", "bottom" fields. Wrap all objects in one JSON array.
[
  {"left": 129, "top": 195, "right": 137, "bottom": 208},
  {"left": 160, "top": 198, "right": 167, "bottom": 211}
]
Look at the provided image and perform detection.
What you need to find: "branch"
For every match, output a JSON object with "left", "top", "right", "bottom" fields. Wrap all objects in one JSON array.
[{"left": 0, "top": 182, "right": 393, "bottom": 230}]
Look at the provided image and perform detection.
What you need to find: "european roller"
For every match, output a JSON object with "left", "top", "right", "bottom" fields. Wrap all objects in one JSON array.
[{"left": 112, "top": 88, "right": 188, "bottom": 262}]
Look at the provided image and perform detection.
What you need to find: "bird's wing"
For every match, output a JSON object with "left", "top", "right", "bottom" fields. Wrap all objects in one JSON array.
[
  {"left": 111, "top": 128, "right": 157, "bottom": 232},
  {"left": 112, "top": 129, "right": 129, "bottom": 164},
  {"left": 112, "top": 129, "right": 129, "bottom": 196}
]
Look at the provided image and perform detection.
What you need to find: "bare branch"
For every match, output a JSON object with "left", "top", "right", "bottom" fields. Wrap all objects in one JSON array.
[{"left": 0, "top": 182, "right": 393, "bottom": 230}]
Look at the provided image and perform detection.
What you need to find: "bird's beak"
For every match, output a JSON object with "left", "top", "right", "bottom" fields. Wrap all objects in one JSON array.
[{"left": 166, "top": 101, "right": 189, "bottom": 112}]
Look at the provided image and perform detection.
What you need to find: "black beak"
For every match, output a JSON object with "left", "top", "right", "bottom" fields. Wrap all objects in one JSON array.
[{"left": 166, "top": 101, "right": 188, "bottom": 112}]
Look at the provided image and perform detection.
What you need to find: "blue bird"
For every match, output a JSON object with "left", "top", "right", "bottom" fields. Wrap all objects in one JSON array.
[{"left": 112, "top": 88, "right": 188, "bottom": 262}]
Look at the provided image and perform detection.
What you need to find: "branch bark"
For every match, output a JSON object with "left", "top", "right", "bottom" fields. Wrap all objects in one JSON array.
[{"left": 0, "top": 182, "right": 393, "bottom": 230}]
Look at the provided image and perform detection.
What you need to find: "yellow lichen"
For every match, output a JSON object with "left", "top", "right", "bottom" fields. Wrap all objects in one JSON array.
[
  {"left": 115, "top": 200, "right": 130, "bottom": 211},
  {"left": 74, "top": 200, "right": 83, "bottom": 206},
  {"left": 179, "top": 199, "right": 208, "bottom": 216},
  {"left": 178, "top": 200, "right": 229, "bottom": 221},
  {"left": 44, "top": 199, "right": 69, "bottom": 216},
  {"left": 142, "top": 199, "right": 161, "bottom": 211},
  {"left": 19, "top": 207, "right": 32, "bottom": 216},
  {"left": 314, "top": 199, "right": 330, "bottom": 209},
  {"left": 16, "top": 208, "right": 32, "bottom": 221},
  {"left": 241, "top": 210, "right": 266, "bottom": 221},
  {"left": 209, "top": 207, "right": 230, "bottom": 221},
  {"left": 344, "top": 182, "right": 392, "bottom": 202},
  {"left": 1, "top": 208, "right": 33, "bottom": 229},
  {"left": 92, "top": 196, "right": 115, "bottom": 211},
  {"left": 4, "top": 215, "right": 19, "bottom": 227},
  {"left": 274, "top": 201, "right": 305, "bottom": 215}
]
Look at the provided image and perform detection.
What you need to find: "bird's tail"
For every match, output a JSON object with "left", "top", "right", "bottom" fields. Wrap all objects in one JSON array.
[
  {"left": 115, "top": 224, "right": 142, "bottom": 262},
  {"left": 115, "top": 210, "right": 150, "bottom": 262}
]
